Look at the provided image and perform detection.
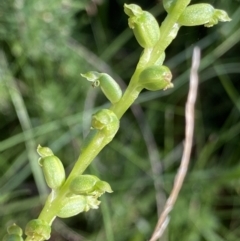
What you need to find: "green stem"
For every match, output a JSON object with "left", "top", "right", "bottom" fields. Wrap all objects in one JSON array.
[
  {"left": 38, "top": 193, "right": 57, "bottom": 223},
  {"left": 67, "top": 132, "right": 111, "bottom": 179},
  {"left": 110, "top": 75, "right": 142, "bottom": 118},
  {"left": 148, "top": 0, "right": 191, "bottom": 65}
]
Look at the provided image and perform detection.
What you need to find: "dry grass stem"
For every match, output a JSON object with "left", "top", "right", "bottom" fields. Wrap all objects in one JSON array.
[{"left": 149, "top": 46, "right": 201, "bottom": 241}]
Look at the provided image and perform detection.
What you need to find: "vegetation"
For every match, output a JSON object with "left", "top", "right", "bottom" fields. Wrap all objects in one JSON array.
[{"left": 0, "top": 0, "right": 239, "bottom": 240}]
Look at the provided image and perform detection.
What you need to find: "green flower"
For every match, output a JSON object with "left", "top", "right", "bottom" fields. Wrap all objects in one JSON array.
[
  {"left": 178, "top": 4, "right": 231, "bottom": 27},
  {"left": 139, "top": 65, "right": 173, "bottom": 91},
  {"left": 124, "top": 4, "right": 160, "bottom": 48}
]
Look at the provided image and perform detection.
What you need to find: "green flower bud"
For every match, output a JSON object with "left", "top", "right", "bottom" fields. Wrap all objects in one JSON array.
[
  {"left": 178, "top": 4, "right": 231, "bottom": 27},
  {"left": 70, "top": 175, "right": 99, "bottom": 195},
  {"left": 38, "top": 155, "right": 66, "bottom": 190},
  {"left": 98, "top": 74, "right": 122, "bottom": 104},
  {"left": 69, "top": 175, "right": 113, "bottom": 196},
  {"left": 3, "top": 234, "right": 23, "bottom": 241},
  {"left": 124, "top": 4, "right": 160, "bottom": 48},
  {"left": 81, "top": 72, "right": 122, "bottom": 104},
  {"left": 57, "top": 195, "right": 87, "bottom": 218},
  {"left": 25, "top": 219, "right": 51, "bottom": 241},
  {"left": 7, "top": 224, "right": 23, "bottom": 236},
  {"left": 92, "top": 109, "right": 118, "bottom": 130},
  {"left": 139, "top": 65, "right": 173, "bottom": 91},
  {"left": 91, "top": 109, "right": 119, "bottom": 142}
]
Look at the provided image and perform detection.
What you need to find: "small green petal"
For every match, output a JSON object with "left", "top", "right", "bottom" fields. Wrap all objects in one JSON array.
[
  {"left": 81, "top": 71, "right": 101, "bottom": 82},
  {"left": 81, "top": 71, "right": 122, "bottom": 103},
  {"left": 213, "top": 9, "right": 231, "bottom": 22},
  {"left": 95, "top": 181, "right": 113, "bottom": 194},
  {"left": 124, "top": 4, "right": 142, "bottom": 17},
  {"left": 7, "top": 224, "right": 23, "bottom": 236},
  {"left": 37, "top": 145, "right": 54, "bottom": 157},
  {"left": 85, "top": 196, "right": 101, "bottom": 210}
]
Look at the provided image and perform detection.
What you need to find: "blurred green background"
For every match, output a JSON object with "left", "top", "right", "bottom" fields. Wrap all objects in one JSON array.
[{"left": 1, "top": 0, "right": 240, "bottom": 240}]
